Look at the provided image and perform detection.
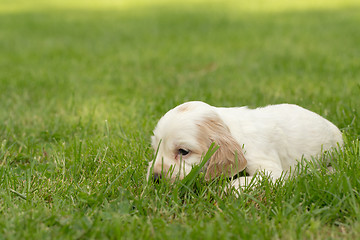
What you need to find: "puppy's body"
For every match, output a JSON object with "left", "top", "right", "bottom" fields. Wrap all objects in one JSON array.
[
  {"left": 215, "top": 104, "right": 342, "bottom": 185},
  {"left": 148, "top": 101, "right": 343, "bottom": 189}
]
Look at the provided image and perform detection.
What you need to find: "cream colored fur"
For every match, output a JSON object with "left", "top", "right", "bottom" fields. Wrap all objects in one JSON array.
[{"left": 147, "top": 101, "right": 343, "bottom": 191}]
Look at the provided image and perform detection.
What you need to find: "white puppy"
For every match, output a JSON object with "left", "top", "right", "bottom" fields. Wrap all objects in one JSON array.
[{"left": 147, "top": 101, "right": 343, "bottom": 189}]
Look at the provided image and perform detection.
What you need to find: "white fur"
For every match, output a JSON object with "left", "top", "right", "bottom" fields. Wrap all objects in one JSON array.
[{"left": 147, "top": 101, "right": 343, "bottom": 190}]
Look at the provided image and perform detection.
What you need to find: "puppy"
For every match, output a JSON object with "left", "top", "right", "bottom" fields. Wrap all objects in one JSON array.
[{"left": 147, "top": 101, "right": 343, "bottom": 190}]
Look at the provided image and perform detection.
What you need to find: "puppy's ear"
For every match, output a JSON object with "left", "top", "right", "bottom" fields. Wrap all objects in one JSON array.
[{"left": 199, "top": 116, "right": 247, "bottom": 181}]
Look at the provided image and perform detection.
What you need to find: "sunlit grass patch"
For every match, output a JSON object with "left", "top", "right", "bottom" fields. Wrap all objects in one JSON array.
[{"left": 1, "top": 0, "right": 359, "bottom": 13}]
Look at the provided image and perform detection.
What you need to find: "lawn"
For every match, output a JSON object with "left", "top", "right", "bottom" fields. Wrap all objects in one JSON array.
[{"left": 0, "top": 0, "right": 360, "bottom": 239}]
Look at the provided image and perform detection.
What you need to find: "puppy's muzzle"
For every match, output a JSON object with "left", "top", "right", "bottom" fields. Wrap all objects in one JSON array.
[{"left": 152, "top": 173, "right": 162, "bottom": 184}]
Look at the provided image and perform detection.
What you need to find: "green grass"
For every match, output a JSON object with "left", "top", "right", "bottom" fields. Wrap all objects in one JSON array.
[{"left": 0, "top": 0, "right": 360, "bottom": 239}]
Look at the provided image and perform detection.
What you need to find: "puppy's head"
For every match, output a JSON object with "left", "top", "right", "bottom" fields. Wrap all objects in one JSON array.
[{"left": 147, "top": 101, "right": 247, "bottom": 183}]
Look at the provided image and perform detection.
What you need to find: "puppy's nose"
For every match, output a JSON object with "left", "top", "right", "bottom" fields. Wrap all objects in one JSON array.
[{"left": 153, "top": 173, "right": 161, "bottom": 184}]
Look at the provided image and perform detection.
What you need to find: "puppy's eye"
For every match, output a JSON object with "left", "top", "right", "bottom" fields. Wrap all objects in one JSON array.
[{"left": 178, "top": 149, "right": 190, "bottom": 156}]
